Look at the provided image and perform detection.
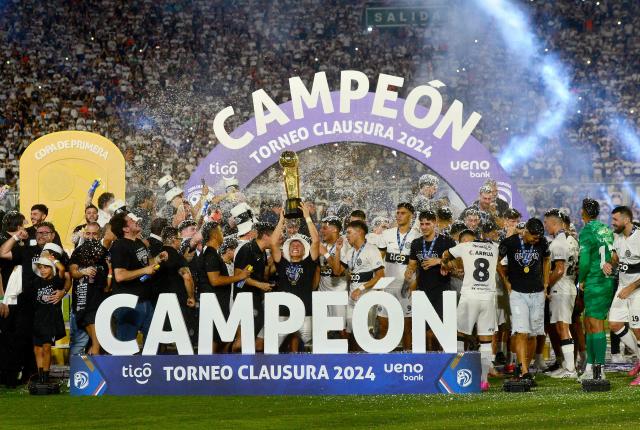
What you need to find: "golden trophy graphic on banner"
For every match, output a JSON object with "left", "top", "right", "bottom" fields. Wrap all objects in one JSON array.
[{"left": 279, "top": 151, "right": 303, "bottom": 219}]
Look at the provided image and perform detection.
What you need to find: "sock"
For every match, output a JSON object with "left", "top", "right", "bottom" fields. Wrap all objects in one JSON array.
[
  {"left": 457, "top": 335, "right": 465, "bottom": 353},
  {"left": 43, "top": 371, "right": 50, "bottom": 383},
  {"left": 610, "top": 330, "right": 621, "bottom": 355},
  {"left": 480, "top": 342, "right": 492, "bottom": 382},
  {"left": 535, "top": 353, "right": 545, "bottom": 365},
  {"left": 497, "top": 341, "right": 505, "bottom": 354},
  {"left": 561, "top": 339, "right": 575, "bottom": 372},
  {"left": 585, "top": 333, "right": 594, "bottom": 364},
  {"left": 614, "top": 326, "right": 639, "bottom": 357},
  {"left": 593, "top": 331, "right": 607, "bottom": 365},
  {"left": 37, "top": 368, "right": 43, "bottom": 383}
]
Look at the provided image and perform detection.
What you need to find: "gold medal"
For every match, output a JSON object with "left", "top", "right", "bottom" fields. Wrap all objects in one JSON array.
[{"left": 524, "top": 266, "right": 530, "bottom": 274}]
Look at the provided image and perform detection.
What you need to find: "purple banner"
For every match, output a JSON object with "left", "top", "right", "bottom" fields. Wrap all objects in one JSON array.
[{"left": 186, "top": 91, "right": 526, "bottom": 214}]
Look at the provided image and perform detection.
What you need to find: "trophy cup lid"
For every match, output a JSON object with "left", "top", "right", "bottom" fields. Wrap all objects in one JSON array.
[{"left": 279, "top": 151, "right": 298, "bottom": 167}]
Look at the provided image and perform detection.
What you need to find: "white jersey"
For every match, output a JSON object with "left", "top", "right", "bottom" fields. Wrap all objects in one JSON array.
[
  {"left": 448, "top": 240, "right": 499, "bottom": 296},
  {"left": 340, "top": 241, "right": 384, "bottom": 291},
  {"left": 319, "top": 241, "right": 348, "bottom": 291},
  {"left": 613, "top": 228, "right": 640, "bottom": 290},
  {"left": 378, "top": 227, "right": 420, "bottom": 290},
  {"left": 549, "top": 232, "right": 579, "bottom": 295}
]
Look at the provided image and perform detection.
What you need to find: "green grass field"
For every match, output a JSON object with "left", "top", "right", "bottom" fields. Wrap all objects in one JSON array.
[{"left": 2, "top": 372, "right": 640, "bottom": 429}]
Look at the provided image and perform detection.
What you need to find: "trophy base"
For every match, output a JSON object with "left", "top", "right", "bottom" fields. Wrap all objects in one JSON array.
[{"left": 284, "top": 198, "right": 303, "bottom": 219}]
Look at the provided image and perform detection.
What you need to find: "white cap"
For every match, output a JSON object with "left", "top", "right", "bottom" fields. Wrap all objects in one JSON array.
[
  {"left": 107, "top": 199, "right": 126, "bottom": 215},
  {"left": 282, "top": 234, "right": 310, "bottom": 262},
  {"left": 224, "top": 177, "right": 239, "bottom": 191},
  {"left": 231, "top": 202, "right": 257, "bottom": 236},
  {"left": 158, "top": 175, "right": 183, "bottom": 202},
  {"left": 42, "top": 243, "right": 63, "bottom": 256},
  {"left": 33, "top": 257, "right": 57, "bottom": 277}
]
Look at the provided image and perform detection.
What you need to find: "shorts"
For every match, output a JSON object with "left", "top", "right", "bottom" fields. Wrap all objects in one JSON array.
[
  {"left": 609, "top": 289, "right": 640, "bottom": 328},
  {"left": 377, "top": 285, "right": 411, "bottom": 318},
  {"left": 583, "top": 280, "right": 615, "bottom": 320},
  {"left": 509, "top": 291, "right": 545, "bottom": 335},
  {"left": 257, "top": 316, "right": 312, "bottom": 346},
  {"left": 571, "top": 290, "right": 585, "bottom": 323},
  {"left": 549, "top": 293, "right": 576, "bottom": 324},
  {"left": 457, "top": 294, "right": 497, "bottom": 336},
  {"left": 496, "top": 289, "right": 511, "bottom": 327},
  {"left": 33, "top": 335, "right": 56, "bottom": 346}
]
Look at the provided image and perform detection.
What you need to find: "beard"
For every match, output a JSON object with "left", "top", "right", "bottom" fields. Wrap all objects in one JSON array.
[{"left": 613, "top": 224, "right": 625, "bottom": 234}]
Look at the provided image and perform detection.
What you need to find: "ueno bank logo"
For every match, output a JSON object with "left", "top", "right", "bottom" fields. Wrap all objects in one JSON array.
[
  {"left": 74, "top": 371, "right": 89, "bottom": 389},
  {"left": 122, "top": 363, "right": 152, "bottom": 385},
  {"left": 450, "top": 160, "right": 490, "bottom": 178}
]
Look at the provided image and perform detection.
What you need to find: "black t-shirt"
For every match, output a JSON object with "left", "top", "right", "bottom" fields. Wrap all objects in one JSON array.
[
  {"left": 110, "top": 237, "right": 151, "bottom": 299},
  {"left": 12, "top": 243, "right": 45, "bottom": 307},
  {"left": 234, "top": 239, "right": 268, "bottom": 296},
  {"left": 275, "top": 256, "right": 318, "bottom": 316},
  {"left": 33, "top": 275, "right": 66, "bottom": 340},
  {"left": 148, "top": 236, "right": 164, "bottom": 257},
  {"left": 499, "top": 234, "right": 550, "bottom": 293},
  {"left": 409, "top": 234, "right": 456, "bottom": 295},
  {"left": 0, "top": 233, "right": 18, "bottom": 292},
  {"left": 69, "top": 242, "right": 109, "bottom": 314},
  {"left": 200, "top": 246, "right": 233, "bottom": 311},
  {"left": 155, "top": 246, "right": 189, "bottom": 304}
]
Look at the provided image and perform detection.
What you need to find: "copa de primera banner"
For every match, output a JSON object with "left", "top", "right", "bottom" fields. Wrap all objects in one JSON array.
[
  {"left": 20, "top": 131, "right": 125, "bottom": 249},
  {"left": 71, "top": 352, "right": 480, "bottom": 396}
]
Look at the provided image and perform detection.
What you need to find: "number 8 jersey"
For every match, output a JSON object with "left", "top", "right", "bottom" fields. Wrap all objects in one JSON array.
[{"left": 448, "top": 240, "right": 499, "bottom": 296}]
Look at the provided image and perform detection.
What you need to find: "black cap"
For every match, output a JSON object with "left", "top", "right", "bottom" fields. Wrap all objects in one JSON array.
[
  {"left": 582, "top": 198, "right": 600, "bottom": 219},
  {"left": 449, "top": 220, "right": 467, "bottom": 236},
  {"left": 482, "top": 220, "right": 499, "bottom": 233},
  {"left": 504, "top": 208, "right": 521, "bottom": 220},
  {"left": 437, "top": 206, "right": 453, "bottom": 221},
  {"left": 525, "top": 218, "right": 545, "bottom": 236}
]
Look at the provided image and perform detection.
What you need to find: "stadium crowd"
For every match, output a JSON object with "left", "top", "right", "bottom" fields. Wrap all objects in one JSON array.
[{"left": 0, "top": 0, "right": 640, "bottom": 221}]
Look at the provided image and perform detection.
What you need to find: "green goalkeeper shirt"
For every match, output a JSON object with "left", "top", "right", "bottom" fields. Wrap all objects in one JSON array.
[{"left": 578, "top": 220, "right": 614, "bottom": 285}]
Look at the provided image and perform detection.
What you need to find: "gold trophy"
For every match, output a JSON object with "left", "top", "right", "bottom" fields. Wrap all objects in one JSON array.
[{"left": 279, "top": 151, "right": 303, "bottom": 219}]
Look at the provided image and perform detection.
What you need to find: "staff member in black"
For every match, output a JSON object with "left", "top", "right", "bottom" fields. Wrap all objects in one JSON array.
[
  {"left": 109, "top": 212, "right": 167, "bottom": 345},
  {"left": 405, "top": 210, "right": 456, "bottom": 351},
  {"left": 200, "top": 221, "right": 250, "bottom": 352},
  {"left": 268, "top": 204, "right": 320, "bottom": 352},
  {"left": 233, "top": 222, "right": 275, "bottom": 352},
  {"left": 497, "top": 218, "right": 550, "bottom": 384}
]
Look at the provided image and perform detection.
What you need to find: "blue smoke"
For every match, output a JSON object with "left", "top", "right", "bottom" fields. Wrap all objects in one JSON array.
[
  {"left": 471, "top": 0, "right": 575, "bottom": 171},
  {"left": 612, "top": 116, "right": 640, "bottom": 161}
]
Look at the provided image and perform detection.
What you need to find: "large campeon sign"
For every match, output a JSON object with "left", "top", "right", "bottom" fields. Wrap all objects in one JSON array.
[{"left": 185, "top": 71, "right": 526, "bottom": 214}]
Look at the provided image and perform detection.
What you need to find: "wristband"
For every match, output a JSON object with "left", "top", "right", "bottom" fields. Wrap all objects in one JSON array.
[
  {"left": 107, "top": 274, "right": 113, "bottom": 279},
  {"left": 12, "top": 234, "right": 20, "bottom": 242},
  {"left": 357, "top": 284, "right": 365, "bottom": 291},
  {"left": 305, "top": 217, "right": 313, "bottom": 224},
  {"left": 324, "top": 253, "right": 331, "bottom": 260}
]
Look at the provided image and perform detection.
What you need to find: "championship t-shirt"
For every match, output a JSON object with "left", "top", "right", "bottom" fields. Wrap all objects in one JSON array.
[
  {"left": 275, "top": 256, "right": 319, "bottom": 316},
  {"left": 155, "top": 246, "right": 190, "bottom": 304},
  {"left": 613, "top": 227, "right": 640, "bottom": 291},
  {"left": 448, "top": 240, "right": 499, "bottom": 296},
  {"left": 110, "top": 237, "right": 151, "bottom": 299},
  {"left": 378, "top": 227, "right": 420, "bottom": 291},
  {"left": 499, "top": 234, "right": 550, "bottom": 293},
  {"left": 409, "top": 234, "right": 456, "bottom": 294},
  {"left": 549, "top": 232, "right": 578, "bottom": 295}
]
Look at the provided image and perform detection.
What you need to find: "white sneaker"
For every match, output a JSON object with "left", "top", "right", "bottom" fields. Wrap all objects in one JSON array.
[
  {"left": 578, "top": 364, "right": 593, "bottom": 383},
  {"left": 550, "top": 368, "right": 578, "bottom": 379},
  {"left": 548, "top": 367, "right": 567, "bottom": 377},
  {"left": 611, "top": 353, "right": 629, "bottom": 364}
]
